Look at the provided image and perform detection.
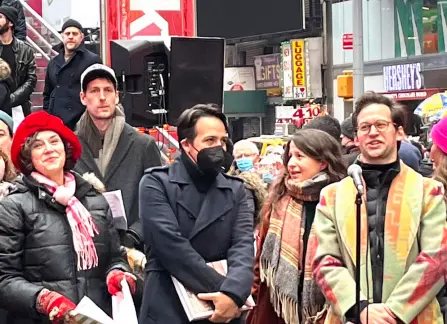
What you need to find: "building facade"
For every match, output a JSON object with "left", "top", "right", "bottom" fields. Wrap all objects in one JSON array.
[{"left": 332, "top": 0, "right": 447, "bottom": 120}]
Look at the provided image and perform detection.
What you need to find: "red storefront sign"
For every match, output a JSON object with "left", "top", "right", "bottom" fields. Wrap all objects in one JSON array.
[
  {"left": 105, "top": 0, "right": 195, "bottom": 63},
  {"left": 381, "top": 88, "right": 446, "bottom": 101},
  {"left": 343, "top": 33, "right": 353, "bottom": 50}
]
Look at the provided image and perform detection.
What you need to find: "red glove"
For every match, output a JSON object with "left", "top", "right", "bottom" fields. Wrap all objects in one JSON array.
[
  {"left": 106, "top": 270, "right": 136, "bottom": 296},
  {"left": 36, "top": 289, "right": 76, "bottom": 323}
]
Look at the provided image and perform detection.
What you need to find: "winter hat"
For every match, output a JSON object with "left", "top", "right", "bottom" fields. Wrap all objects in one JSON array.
[
  {"left": 341, "top": 117, "right": 355, "bottom": 140},
  {"left": 61, "top": 19, "right": 83, "bottom": 33},
  {"left": 81, "top": 64, "right": 118, "bottom": 91},
  {"left": 431, "top": 117, "right": 447, "bottom": 154},
  {"left": 0, "top": 6, "right": 18, "bottom": 28},
  {"left": 11, "top": 111, "right": 82, "bottom": 173},
  {"left": 0, "top": 110, "right": 13, "bottom": 136}
]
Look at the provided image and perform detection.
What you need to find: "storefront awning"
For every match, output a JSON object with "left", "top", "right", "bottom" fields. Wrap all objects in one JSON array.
[{"left": 380, "top": 88, "right": 447, "bottom": 101}]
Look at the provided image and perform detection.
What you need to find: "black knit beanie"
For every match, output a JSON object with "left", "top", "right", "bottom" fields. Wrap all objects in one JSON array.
[
  {"left": 61, "top": 19, "right": 83, "bottom": 33},
  {"left": 0, "top": 6, "right": 17, "bottom": 28}
]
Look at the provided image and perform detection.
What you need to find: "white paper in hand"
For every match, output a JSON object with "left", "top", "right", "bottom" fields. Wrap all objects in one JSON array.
[
  {"left": 11, "top": 106, "right": 24, "bottom": 132},
  {"left": 112, "top": 279, "right": 138, "bottom": 324},
  {"left": 102, "top": 190, "right": 128, "bottom": 230},
  {"left": 74, "top": 296, "right": 115, "bottom": 324}
]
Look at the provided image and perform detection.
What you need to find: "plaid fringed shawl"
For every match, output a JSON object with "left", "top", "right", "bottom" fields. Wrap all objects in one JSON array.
[{"left": 260, "top": 173, "right": 329, "bottom": 324}]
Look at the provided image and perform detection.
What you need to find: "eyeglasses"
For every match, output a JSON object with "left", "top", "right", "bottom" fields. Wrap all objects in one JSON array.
[{"left": 356, "top": 120, "right": 397, "bottom": 135}]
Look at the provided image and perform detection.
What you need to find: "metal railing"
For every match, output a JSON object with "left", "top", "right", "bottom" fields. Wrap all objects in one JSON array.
[
  {"left": 20, "top": 0, "right": 62, "bottom": 43},
  {"left": 26, "top": 23, "right": 58, "bottom": 57},
  {"left": 26, "top": 36, "right": 50, "bottom": 60},
  {"left": 155, "top": 126, "right": 180, "bottom": 149}
]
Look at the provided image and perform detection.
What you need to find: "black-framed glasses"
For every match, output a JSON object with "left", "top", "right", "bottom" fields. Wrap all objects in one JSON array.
[{"left": 356, "top": 120, "right": 397, "bottom": 135}]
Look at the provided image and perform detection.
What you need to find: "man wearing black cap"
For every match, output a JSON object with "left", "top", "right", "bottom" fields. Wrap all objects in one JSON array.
[
  {"left": 43, "top": 19, "right": 102, "bottom": 130},
  {"left": 0, "top": 0, "right": 25, "bottom": 40},
  {"left": 0, "top": 5, "right": 36, "bottom": 117}
]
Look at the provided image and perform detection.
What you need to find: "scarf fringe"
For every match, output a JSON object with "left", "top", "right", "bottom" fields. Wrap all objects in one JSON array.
[{"left": 261, "top": 260, "right": 299, "bottom": 324}]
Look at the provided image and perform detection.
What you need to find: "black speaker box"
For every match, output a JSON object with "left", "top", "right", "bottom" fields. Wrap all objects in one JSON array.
[
  {"left": 168, "top": 37, "right": 225, "bottom": 125},
  {"left": 110, "top": 40, "right": 169, "bottom": 127}
]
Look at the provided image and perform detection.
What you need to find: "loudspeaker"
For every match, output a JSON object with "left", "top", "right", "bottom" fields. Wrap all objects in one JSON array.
[
  {"left": 110, "top": 40, "right": 169, "bottom": 127},
  {"left": 168, "top": 37, "right": 225, "bottom": 125}
]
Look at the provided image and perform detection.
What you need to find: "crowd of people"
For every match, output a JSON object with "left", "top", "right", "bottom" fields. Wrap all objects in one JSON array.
[
  {"left": 0, "top": 3, "right": 442, "bottom": 323},
  {"left": 0, "top": 80, "right": 443, "bottom": 324}
]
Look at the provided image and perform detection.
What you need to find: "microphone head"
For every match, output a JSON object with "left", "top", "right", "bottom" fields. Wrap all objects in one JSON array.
[{"left": 347, "top": 164, "right": 362, "bottom": 177}]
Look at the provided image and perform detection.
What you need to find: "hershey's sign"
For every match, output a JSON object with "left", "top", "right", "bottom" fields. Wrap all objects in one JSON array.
[{"left": 383, "top": 63, "right": 422, "bottom": 92}]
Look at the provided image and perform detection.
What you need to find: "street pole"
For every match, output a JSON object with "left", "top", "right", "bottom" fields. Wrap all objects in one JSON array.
[
  {"left": 323, "top": 0, "right": 334, "bottom": 115},
  {"left": 353, "top": 0, "right": 364, "bottom": 100},
  {"left": 99, "top": 0, "right": 109, "bottom": 64}
]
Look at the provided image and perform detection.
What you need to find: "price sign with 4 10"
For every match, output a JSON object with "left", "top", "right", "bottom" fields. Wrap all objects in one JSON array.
[{"left": 293, "top": 106, "right": 321, "bottom": 119}]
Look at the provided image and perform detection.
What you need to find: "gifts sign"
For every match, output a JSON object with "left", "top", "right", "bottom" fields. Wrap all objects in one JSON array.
[{"left": 254, "top": 54, "right": 281, "bottom": 90}]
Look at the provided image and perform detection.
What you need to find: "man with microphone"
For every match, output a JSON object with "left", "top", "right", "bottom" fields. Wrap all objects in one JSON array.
[{"left": 313, "top": 91, "right": 447, "bottom": 324}]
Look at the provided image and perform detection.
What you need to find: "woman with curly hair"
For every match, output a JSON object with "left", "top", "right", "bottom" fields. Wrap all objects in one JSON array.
[
  {"left": 0, "top": 111, "right": 134, "bottom": 323},
  {"left": 247, "top": 129, "right": 347, "bottom": 324}
]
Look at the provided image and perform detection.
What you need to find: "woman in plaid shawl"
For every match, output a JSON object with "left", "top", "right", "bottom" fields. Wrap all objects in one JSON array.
[{"left": 246, "top": 129, "right": 346, "bottom": 324}]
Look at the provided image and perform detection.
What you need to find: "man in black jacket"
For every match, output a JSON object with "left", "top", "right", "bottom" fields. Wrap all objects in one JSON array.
[
  {"left": 139, "top": 105, "right": 254, "bottom": 324},
  {"left": 0, "top": 0, "right": 25, "bottom": 41},
  {"left": 43, "top": 19, "right": 102, "bottom": 130},
  {"left": 0, "top": 6, "right": 35, "bottom": 117}
]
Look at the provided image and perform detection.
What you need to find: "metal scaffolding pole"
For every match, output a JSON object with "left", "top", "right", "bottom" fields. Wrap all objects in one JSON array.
[
  {"left": 323, "top": 0, "right": 334, "bottom": 114},
  {"left": 99, "top": 0, "right": 108, "bottom": 63},
  {"left": 353, "top": 0, "right": 364, "bottom": 100}
]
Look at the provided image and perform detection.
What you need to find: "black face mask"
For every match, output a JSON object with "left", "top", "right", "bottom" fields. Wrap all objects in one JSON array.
[{"left": 196, "top": 146, "right": 225, "bottom": 175}]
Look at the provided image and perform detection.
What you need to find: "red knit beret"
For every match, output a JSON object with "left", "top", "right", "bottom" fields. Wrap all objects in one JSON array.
[{"left": 11, "top": 111, "right": 82, "bottom": 173}]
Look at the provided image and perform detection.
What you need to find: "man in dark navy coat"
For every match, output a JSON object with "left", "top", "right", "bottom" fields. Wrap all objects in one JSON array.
[
  {"left": 139, "top": 104, "right": 254, "bottom": 324},
  {"left": 43, "top": 19, "right": 101, "bottom": 130}
]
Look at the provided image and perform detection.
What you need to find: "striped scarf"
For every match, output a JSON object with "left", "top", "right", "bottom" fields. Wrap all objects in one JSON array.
[
  {"left": 260, "top": 173, "right": 329, "bottom": 324},
  {"left": 31, "top": 171, "right": 99, "bottom": 271}
]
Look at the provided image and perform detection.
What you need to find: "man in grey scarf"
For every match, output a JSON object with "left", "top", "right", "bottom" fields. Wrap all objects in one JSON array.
[{"left": 75, "top": 64, "right": 162, "bottom": 252}]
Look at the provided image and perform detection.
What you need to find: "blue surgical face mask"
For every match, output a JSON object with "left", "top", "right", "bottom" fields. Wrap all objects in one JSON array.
[
  {"left": 262, "top": 173, "right": 274, "bottom": 184},
  {"left": 236, "top": 158, "right": 254, "bottom": 172}
]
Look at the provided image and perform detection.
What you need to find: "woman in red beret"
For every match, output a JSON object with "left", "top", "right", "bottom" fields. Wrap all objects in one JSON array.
[{"left": 0, "top": 111, "right": 135, "bottom": 323}]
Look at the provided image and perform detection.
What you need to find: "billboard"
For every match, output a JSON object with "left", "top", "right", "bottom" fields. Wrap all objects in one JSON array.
[
  {"left": 105, "top": 0, "right": 195, "bottom": 63},
  {"left": 281, "top": 42, "right": 294, "bottom": 100},
  {"left": 253, "top": 54, "right": 281, "bottom": 90},
  {"left": 224, "top": 67, "right": 256, "bottom": 91},
  {"left": 196, "top": 0, "right": 304, "bottom": 39},
  {"left": 291, "top": 39, "right": 307, "bottom": 99}
]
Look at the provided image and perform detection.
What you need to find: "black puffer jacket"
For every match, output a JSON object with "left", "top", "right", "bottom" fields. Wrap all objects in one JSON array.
[{"left": 0, "top": 172, "right": 130, "bottom": 324}]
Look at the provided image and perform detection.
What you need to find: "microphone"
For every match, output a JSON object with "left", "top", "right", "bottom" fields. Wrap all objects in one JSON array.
[{"left": 347, "top": 164, "right": 364, "bottom": 195}]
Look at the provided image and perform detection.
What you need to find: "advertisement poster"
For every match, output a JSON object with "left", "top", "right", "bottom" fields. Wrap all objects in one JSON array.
[
  {"left": 224, "top": 67, "right": 256, "bottom": 91},
  {"left": 105, "top": 0, "right": 195, "bottom": 63},
  {"left": 281, "top": 42, "right": 294, "bottom": 100},
  {"left": 253, "top": 54, "right": 281, "bottom": 90},
  {"left": 291, "top": 39, "right": 307, "bottom": 99}
]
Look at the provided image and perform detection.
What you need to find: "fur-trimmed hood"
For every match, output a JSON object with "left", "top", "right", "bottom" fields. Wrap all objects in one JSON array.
[
  {"left": 82, "top": 172, "right": 106, "bottom": 193},
  {"left": 236, "top": 171, "right": 267, "bottom": 226}
]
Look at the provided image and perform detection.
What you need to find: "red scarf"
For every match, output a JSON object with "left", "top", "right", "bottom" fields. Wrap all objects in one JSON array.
[{"left": 31, "top": 171, "right": 99, "bottom": 270}]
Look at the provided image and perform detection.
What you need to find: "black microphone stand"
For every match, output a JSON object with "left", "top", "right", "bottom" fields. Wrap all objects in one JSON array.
[{"left": 355, "top": 191, "right": 363, "bottom": 324}]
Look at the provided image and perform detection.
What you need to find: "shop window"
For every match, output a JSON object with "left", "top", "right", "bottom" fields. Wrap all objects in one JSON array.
[
  {"left": 423, "top": 0, "right": 438, "bottom": 54},
  {"left": 395, "top": 0, "right": 447, "bottom": 56}
]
